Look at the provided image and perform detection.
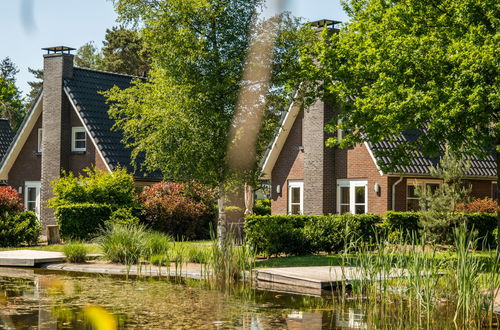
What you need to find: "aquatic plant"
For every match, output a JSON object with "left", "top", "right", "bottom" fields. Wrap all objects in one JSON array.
[
  {"left": 63, "top": 241, "right": 88, "bottom": 263},
  {"left": 97, "top": 223, "right": 147, "bottom": 265}
]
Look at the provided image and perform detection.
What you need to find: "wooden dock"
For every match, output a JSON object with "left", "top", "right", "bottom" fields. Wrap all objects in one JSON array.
[
  {"left": 0, "top": 250, "right": 65, "bottom": 266},
  {"left": 255, "top": 266, "right": 408, "bottom": 296}
]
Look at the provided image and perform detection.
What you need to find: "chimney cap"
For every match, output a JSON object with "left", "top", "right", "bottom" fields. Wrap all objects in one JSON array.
[
  {"left": 41, "top": 46, "right": 76, "bottom": 54},
  {"left": 307, "top": 19, "right": 342, "bottom": 28}
]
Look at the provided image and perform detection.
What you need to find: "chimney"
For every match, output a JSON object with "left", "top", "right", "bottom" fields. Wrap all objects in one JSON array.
[
  {"left": 40, "top": 46, "right": 75, "bottom": 229},
  {"left": 302, "top": 21, "right": 339, "bottom": 215}
]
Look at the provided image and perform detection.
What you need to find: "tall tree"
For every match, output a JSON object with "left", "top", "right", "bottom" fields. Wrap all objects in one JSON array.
[
  {"left": 105, "top": 0, "right": 308, "bottom": 239},
  {"left": 25, "top": 68, "right": 43, "bottom": 111},
  {"left": 75, "top": 27, "right": 150, "bottom": 76},
  {"left": 300, "top": 0, "right": 499, "bottom": 243},
  {"left": 0, "top": 58, "right": 25, "bottom": 131}
]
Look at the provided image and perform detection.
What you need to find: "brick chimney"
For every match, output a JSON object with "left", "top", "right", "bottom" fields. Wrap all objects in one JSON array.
[
  {"left": 302, "top": 21, "right": 339, "bottom": 215},
  {"left": 40, "top": 46, "right": 75, "bottom": 229}
]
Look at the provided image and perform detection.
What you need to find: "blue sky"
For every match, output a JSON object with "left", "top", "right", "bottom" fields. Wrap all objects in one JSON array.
[{"left": 0, "top": 0, "right": 348, "bottom": 97}]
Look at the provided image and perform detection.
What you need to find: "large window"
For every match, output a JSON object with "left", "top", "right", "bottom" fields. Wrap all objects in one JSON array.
[
  {"left": 288, "top": 180, "right": 303, "bottom": 215},
  {"left": 71, "top": 127, "right": 86, "bottom": 152},
  {"left": 406, "top": 180, "right": 442, "bottom": 211},
  {"left": 337, "top": 180, "right": 367, "bottom": 214}
]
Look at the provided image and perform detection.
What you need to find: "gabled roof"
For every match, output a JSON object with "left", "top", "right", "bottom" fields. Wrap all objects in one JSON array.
[
  {"left": 0, "top": 119, "right": 13, "bottom": 162},
  {"left": 64, "top": 67, "right": 161, "bottom": 179},
  {"left": 369, "top": 130, "right": 496, "bottom": 178}
]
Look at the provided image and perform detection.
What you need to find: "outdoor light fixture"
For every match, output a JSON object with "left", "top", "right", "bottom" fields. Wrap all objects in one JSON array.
[
  {"left": 276, "top": 184, "right": 281, "bottom": 194},
  {"left": 374, "top": 183, "right": 381, "bottom": 194}
]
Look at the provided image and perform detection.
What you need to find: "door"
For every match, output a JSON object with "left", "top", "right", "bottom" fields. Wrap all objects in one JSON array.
[{"left": 24, "top": 181, "right": 41, "bottom": 218}]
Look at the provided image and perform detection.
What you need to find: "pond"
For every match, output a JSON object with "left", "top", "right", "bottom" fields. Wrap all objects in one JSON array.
[{"left": 0, "top": 267, "right": 497, "bottom": 329}]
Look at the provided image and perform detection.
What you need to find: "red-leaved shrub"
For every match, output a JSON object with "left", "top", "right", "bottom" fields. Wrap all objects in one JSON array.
[
  {"left": 0, "top": 186, "right": 23, "bottom": 214},
  {"left": 139, "top": 182, "right": 216, "bottom": 240},
  {"left": 455, "top": 197, "right": 499, "bottom": 213}
]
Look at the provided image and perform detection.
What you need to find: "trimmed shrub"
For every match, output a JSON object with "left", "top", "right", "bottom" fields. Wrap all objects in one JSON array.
[
  {"left": 140, "top": 182, "right": 216, "bottom": 240},
  {"left": 253, "top": 199, "right": 271, "bottom": 216},
  {"left": 455, "top": 198, "right": 499, "bottom": 213},
  {"left": 382, "top": 212, "right": 421, "bottom": 239},
  {"left": 106, "top": 207, "right": 140, "bottom": 226},
  {"left": 56, "top": 203, "right": 112, "bottom": 240},
  {"left": 0, "top": 211, "right": 41, "bottom": 247},
  {"left": 63, "top": 241, "right": 88, "bottom": 263},
  {"left": 244, "top": 214, "right": 381, "bottom": 256},
  {"left": 465, "top": 213, "right": 498, "bottom": 248}
]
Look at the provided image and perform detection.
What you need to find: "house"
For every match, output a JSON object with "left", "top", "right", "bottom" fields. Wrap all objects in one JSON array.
[
  {"left": 260, "top": 95, "right": 497, "bottom": 215},
  {"left": 0, "top": 46, "right": 160, "bottom": 230}
]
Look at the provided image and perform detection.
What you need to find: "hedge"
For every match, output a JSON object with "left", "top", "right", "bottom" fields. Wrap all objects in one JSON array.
[
  {"left": 56, "top": 203, "right": 112, "bottom": 240},
  {"left": 0, "top": 211, "right": 41, "bottom": 247},
  {"left": 253, "top": 199, "right": 271, "bottom": 216},
  {"left": 244, "top": 214, "right": 381, "bottom": 256}
]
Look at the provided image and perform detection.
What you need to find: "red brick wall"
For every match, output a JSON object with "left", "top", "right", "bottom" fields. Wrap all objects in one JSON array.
[{"left": 271, "top": 110, "right": 304, "bottom": 214}]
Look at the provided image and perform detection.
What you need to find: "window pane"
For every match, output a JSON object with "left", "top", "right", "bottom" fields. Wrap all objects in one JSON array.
[
  {"left": 355, "top": 205, "right": 365, "bottom": 214},
  {"left": 340, "top": 204, "right": 350, "bottom": 214},
  {"left": 291, "top": 187, "right": 300, "bottom": 204},
  {"left": 426, "top": 183, "right": 440, "bottom": 194},
  {"left": 355, "top": 186, "right": 365, "bottom": 204},
  {"left": 28, "top": 187, "right": 36, "bottom": 202},
  {"left": 407, "top": 185, "right": 420, "bottom": 198},
  {"left": 75, "top": 141, "right": 86, "bottom": 149},
  {"left": 75, "top": 131, "right": 86, "bottom": 140},
  {"left": 340, "top": 187, "right": 350, "bottom": 204},
  {"left": 291, "top": 204, "right": 301, "bottom": 215},
  {"left": 407, "top": 199, "right": 420, "bottom": 211},
  {"left": 27, "top": 202, "right": 36, "bottom": 212}
]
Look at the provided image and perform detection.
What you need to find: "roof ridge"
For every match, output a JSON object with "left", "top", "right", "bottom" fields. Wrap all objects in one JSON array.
[{"left": 73, "top": 66, "right": 143, "bottom": 80}]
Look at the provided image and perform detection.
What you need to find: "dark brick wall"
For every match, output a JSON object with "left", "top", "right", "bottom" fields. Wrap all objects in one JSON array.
[{"left": 271, "top": 110, "right": 304, "bottom": 214}]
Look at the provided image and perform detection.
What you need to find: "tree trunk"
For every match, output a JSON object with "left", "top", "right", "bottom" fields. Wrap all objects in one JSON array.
[{"left": 217, "top": 183, "right": 227, "bottom": 246}]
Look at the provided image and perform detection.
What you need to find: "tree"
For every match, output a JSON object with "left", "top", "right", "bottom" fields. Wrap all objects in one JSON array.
[
  {"left": 104, "top": 0, "right": 308, "bottom": 241},
  {"left": 75, "top": 27, "right": 150, "bottom": 76},
  {"left": 300, "top": 0, "right": 499, "bottom": 243},
  {"left": 0, "top": 57, "right": 25, "bottom": 131},
  {"left": 25, "top": 68, "right": 43, "bottom": 111}
]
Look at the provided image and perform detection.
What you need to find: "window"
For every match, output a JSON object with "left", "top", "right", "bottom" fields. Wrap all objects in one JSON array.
[
  {"left": 406, "top": 179, "right": 442, "bottom": 211},
  {"left": 37, "top": 128, "right": 42, "bottom": 153},
  {"left": 288, "top": 180, "right": 303, "bottom": 215},
  {"left": 71, "top": 127, "right": 86, "bottom": 152},
  {"left": 337, "top": 179, "right": 367, "bottom": 214}
]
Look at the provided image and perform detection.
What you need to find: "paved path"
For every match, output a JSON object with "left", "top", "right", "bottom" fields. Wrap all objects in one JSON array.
[{"left": 0, "top": 250, "right": 65, "bottom": 266}]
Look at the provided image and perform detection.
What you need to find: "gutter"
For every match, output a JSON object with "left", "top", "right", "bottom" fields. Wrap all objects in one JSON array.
[{"left": 391, "top": 176, "right": 404, "bottom": 211}]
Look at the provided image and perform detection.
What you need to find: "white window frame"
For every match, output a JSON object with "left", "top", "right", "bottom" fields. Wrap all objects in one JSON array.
[
  {"left": 24, "top": 181, "right": 41, "bottom": 218},
  {"left": 71, "top": 126, "right": 86, "bottom": 152},
  {"left": 337, "top": 179, "right": 368, "bottom": 214},
  {"left": 288, "top": 180, "right": 304, "bottom": 215},
  {"left": 37, "top": 128, "right": 42, "bottom": 153},
  {"left": 406, "top": 179, "right": 442, "bottom": 211}
]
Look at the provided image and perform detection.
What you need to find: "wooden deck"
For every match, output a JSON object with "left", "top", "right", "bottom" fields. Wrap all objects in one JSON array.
[
  {"left": 0, "top": 250, "right": 65, "bottom": 266},
  {"left": 255, "top": 266, "right": 408, "bottom": 296}
]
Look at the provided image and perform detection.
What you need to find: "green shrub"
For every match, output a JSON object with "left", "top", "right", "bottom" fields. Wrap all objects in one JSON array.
[
  {"left": 97, "top": 223, "right": 147, "bottom": 264},
  {"left": 244, "top": 215, "right": 310, "bottom": 256},
  {"left": 253, "top": 199, "right": 271, "bottom": 216},
  {"left": 143, "top": 231, "right": 171, "bottom": 259},
  {"left": 464, "top": 213, "right": 498, "bottom": 248},
  {"left": 0, "top": 211, "right": 41, "bottom": 247},
  {"left": 56, "top": 203, "right": 112, "bottom": 240},
  {"left": 106, "top": 207, "right": 140, "bottom": 226},
  {"left": 382, "top": 212, "right": 421, "bottom": 238},
  {"left": 63, "top": 241, "right": 88, "bottom": 263}
]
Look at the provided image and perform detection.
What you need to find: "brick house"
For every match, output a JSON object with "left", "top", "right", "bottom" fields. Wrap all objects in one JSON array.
[
  {"left": 261, "top": 97, "right": 498, "bottom": 215},
  {"left": 0, "top": 47, "right": 160, "bottom": 230}
]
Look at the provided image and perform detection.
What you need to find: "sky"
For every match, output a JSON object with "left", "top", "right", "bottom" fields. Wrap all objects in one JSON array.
[{"left": 0, "top": 0, "right": 348, "bottom": 97}]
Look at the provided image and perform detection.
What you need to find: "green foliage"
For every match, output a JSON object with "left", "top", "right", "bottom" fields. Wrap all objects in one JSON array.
[
  {"left": 0, "top": 57, "right": 25, "bottom": 131},
  {"left": 97, "top": 223, "right": 147, "bottom": 264},
  {"left": 244, "top": 214, "right": 381, "bottom": 256},
  {"left": 253, "top": 199, "right": 271, "bottom": 216},
  {"left": 382, "top": 211, "right": 422, "bottom": 238},
  {"left": 465, "top": 213, "right": 498, "bottom": 249},
  {"left": 106, "top": 207, "right": 140, "bottom": 226},
  {"left": 25, "top": 68, "right": 43, "bottom": 111},
  {"left": 55, "top": 203, "right": 112, "bottom": 240},
  {"left": 50, "top": 168, "right": 137, "bottom": 209},
  {"left": 418, "top": 148, "right": 471, "bottom": 244},
  {"left": 0, "top": 211, "right": 41, "bottom": 247},
  {"left": 63, "top": 241, "right": 88, "bottom": 263},
  {"left": 143, "top": 231, "right": 171, "bottom": 259}
]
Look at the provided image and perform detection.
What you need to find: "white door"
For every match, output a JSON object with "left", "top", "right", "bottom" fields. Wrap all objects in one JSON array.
[
  {"left": 288, "top": 180, "right": 304, "bottom": 215},
  {"left": 24, "top": 181, "right": 41, "bottom": 218}
]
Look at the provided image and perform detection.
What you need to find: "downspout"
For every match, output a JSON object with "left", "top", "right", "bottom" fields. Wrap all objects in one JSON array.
[{"left": 392, "top": 176, "right": 404, "bottom": 211}]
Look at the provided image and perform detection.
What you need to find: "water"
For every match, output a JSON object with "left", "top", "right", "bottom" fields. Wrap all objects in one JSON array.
[{"left": 0, "top": 268, "right": 498, "bottom": 329}]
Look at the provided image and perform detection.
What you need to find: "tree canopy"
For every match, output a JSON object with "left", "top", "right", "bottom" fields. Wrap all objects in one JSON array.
[
  {"left": 0, "top": 57, "right": 25, "bottom": 131},
  {"left": 301, "top": 0, "right": 498, "bottom": 169},
  {"left": 104, "top": 0, "right": 309, "bottom": 187}
]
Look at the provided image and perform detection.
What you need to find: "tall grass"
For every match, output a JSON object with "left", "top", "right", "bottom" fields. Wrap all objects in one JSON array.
[{"left": 63, "top": 241, "right": 88, "bottom": 263}]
